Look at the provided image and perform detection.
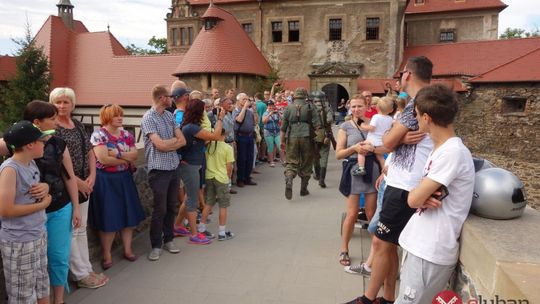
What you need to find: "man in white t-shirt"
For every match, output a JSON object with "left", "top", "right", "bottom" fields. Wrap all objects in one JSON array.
[
  {"left": 396, "top": 84, "right": 475, "bottom": 304},
  {"left": 344, "top": 56, "right": 434, "bottom": 304}
]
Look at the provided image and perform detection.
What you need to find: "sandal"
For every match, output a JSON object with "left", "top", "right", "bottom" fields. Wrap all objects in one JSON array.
[{"left": 339, "top": 252, "right": 351, "bottom": 266}]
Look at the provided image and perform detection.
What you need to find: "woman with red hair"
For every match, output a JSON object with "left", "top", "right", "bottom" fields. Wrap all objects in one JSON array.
[{"left": 89, "top": 104, "right": 145, "bottom": 269}]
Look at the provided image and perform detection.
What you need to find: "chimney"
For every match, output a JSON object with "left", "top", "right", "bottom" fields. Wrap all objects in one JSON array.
[{"left": 57, "top": 0, "right": 74, "bottom": 29}]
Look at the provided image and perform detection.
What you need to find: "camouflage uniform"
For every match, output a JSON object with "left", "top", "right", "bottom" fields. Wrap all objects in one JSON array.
[
  {"left": 280, "top": 88, "right": 321, "bottom": 200},
  {"left": 311, "top": 91, "right": 334, "bottom": 188}
]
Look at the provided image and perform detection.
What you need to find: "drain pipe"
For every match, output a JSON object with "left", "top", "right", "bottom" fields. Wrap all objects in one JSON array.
[{"left": 258, "top": 0, "right": 263, "bottom": 49}]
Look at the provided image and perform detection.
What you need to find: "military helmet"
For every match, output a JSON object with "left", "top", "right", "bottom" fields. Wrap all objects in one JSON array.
[
  {"left": 310, "top": 90, "right": 326, "bottom": 101},
  {"left": 293, "top": 87, "right": 308, "bottom": 99}
]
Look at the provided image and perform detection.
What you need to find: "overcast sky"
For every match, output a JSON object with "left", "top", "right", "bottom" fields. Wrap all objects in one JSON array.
[{"left": 0, "top": 0, "right": 539, "bottom": 55}]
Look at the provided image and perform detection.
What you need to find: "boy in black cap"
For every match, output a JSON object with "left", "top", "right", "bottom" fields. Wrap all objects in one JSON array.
[{"left": 0, "top": 120, "right": 53, "bottom": 304}]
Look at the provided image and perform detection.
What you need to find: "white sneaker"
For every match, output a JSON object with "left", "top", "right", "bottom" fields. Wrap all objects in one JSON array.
[
  {"left": 147, "top": 248, "right": 162, "bottom": 261},
  {"left": 344, "top": 262, "right": 371, "bottom": 277},
  {"left": 163, "top": 241, "right": 180, "bottom": 254}
]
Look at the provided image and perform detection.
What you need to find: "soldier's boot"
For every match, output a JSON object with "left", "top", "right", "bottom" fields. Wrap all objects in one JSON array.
[
  {"left": 300, "top": 177, "right": 310, "bottom": 196},
  {"left": 313, "top": 164, "right": 320, "bottom": 181},
  {"left": 285, "top": 176, "right": 293, "bottom": 200},
  {"left": 319, "top": 167, "right": 327, "bottom": 188}
]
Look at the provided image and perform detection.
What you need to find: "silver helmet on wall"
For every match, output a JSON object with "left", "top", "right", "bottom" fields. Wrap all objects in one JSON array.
[{"left": 471, "top": 167, "right": 527, "bottom": 220}]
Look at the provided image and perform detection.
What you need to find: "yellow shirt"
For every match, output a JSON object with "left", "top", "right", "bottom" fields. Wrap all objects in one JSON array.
[
  {"left": 201, "top": 112, "right": 212, "bottom": 131},
  {"left": 205, "top": 141, "right": 234, "bottom": 184}
]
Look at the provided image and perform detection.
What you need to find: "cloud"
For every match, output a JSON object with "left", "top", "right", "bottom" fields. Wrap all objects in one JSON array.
[{"left": 0, "top": 0, "right": 169, "bottom": 54}]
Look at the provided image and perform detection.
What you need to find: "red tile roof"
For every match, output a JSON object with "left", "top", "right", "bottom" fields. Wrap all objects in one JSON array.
[
  {"left": 470, "top": 48, "right": 540, "bottom": 83},
  {"left": 0, "top": 55, "right": 16, "bottom": 81},
  {"left": 34, "top": 16, "right": 184, "bottom": 107},
  {"left": 400, "top": 37, "right": 540, "bottom": 77},
  {"left": 173, "top": 5, "right": 270, "bottom": 77},
  {"left": 405, "top": 0, "right": 507, "bottom": 14}
]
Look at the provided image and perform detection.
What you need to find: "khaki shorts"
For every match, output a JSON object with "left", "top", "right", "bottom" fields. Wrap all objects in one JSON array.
[{"left": 205, "top": 178, "right": 231, "bottom": 208}]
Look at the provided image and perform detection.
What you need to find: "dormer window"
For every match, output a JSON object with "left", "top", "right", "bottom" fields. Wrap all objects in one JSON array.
[{"left": 205, "top": 18, "right": 218, "bottom": 30}]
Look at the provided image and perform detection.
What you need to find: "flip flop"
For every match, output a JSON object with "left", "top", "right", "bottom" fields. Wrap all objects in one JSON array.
[{"left": 339, "top": 252, "right": 351, "bottom": 266}]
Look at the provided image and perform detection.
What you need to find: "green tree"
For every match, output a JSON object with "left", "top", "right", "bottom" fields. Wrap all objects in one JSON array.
[
  {"left": 125, "top": 36, "right": 167, "bottom": 55},
  {"left": 0, "top": 24, "right": 51, "bottom": 130},
  {"left": 500, "top": 27, "right": 540, "bottom": 39}
]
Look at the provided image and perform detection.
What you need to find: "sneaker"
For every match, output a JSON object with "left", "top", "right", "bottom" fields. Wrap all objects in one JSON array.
[
  {"left": 163, "top": 241, "right": 180, "bottom": 254},
  {"left": 269, "top": 162, "right": 276, "bottom": 167},
  {"left": 351, "top": 166, "right": 367, "bottom": 176},
  {"left": 77, "top": 273, "right": 107, "bottom": 289},
  {"left": 344, "top": 262, "right": 371, "bottom": 277},
  {"left": 218, "top": 231, "right": 235, "bottom": 241},
  {"left": 189, "top": 233, "right": 211, "bottom": 245},
  {"left": 147, "top": 248, "right": 162, "bottom": 261},
  {"left": 173, "top": 226, "right": 190, "bottom": 237},
  {"left": 200, "top": 230, "right": 216, "bottom": 239}
]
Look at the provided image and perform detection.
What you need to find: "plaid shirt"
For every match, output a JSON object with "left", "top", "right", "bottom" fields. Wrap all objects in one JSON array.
[{"left": 141, "top": 107, "right": 180, "bottom": 171}]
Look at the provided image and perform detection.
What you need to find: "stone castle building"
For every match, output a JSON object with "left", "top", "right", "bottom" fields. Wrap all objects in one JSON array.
[{"left": 165, "top": 0, "right": 507, "bottom": 105}]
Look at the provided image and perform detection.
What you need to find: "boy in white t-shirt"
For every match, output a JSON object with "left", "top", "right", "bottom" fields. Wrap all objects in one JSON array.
[
  {"left": 352, "top": 96, "right": 395, "bottom": 176},
  {"left": 396, "top": 84, "right": 475, "bottom": 304}
]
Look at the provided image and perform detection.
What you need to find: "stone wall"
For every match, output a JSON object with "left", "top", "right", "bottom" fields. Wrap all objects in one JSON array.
[
  {"left": 455, "top": 83, "right": 540, "bottom": 210},
  {"left": 405, "top": 9, "right": 500, "bottom": 46},
  {"left": 168, "top": 0, "right": 407, "bottom": 79}
]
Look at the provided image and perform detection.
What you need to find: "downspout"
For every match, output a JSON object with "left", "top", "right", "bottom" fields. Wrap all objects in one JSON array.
[{"left": 258, "top": 0, "right": 263, "bottom": 49}]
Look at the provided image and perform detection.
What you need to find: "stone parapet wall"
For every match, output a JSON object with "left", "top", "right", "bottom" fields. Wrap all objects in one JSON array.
[
  {"left": 453, "top": 209, "right": 540, "bottom": 303},
  {"left": 456, "top": 83, "right": 540, "bottom": 211}
]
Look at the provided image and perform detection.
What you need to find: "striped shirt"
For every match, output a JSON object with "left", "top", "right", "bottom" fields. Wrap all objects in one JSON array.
[{"left": 141, "top": 107, "right": 180, "bottom": 171}]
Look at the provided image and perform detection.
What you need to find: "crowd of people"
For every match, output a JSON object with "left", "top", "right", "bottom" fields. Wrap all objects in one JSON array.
[{"left": 0, "top": 55, "right": 476, "bottom": 304}]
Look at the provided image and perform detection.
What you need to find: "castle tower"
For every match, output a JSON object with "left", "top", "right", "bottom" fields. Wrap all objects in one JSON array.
[{"left": 57, "top": 0, "right": 74, "bottom": 29}]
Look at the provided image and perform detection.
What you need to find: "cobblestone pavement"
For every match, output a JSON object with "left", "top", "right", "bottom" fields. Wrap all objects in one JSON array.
[{"left": 67, "top": 148, "right": 371, "bottom": 304}]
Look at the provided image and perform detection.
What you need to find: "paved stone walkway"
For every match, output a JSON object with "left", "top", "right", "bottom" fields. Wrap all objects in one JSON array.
[{"left": 67, "top": 148, "right": 371, "bottom": 304}]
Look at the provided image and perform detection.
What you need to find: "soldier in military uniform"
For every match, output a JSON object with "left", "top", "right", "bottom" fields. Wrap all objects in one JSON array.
[
  {"left": 311, "top": 90, "right": 335, "bottom": 188},
  {"left": 280, "top": 88, "right": 321, "bottom": 200}
]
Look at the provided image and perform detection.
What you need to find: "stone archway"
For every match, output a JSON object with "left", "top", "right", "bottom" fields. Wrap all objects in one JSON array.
[{"left": 322, "top": 83, "right": 349, "bottom": 111}]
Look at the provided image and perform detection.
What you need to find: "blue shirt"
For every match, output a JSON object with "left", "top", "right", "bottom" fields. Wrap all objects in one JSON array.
[{"left": 180, "top": 123, "right": 206, "bottom": 166}]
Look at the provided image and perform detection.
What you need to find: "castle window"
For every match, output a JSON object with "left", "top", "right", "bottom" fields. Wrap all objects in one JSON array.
[
  {"left": 440, "top": 29, "right": 456, "bottom": 42},
  {"left": 288, "top": 20, "right": 300, "bottom": 42},
  {"left": 188, "top": 27, "right": 193, "bottom": 45},
  {"left": 180, "top": 27, "right": 194, "bottom": 46},
  {"left": 502, "top": 96, "right": 527, "bottom": 114},
  {"left": 172, "top": 28, "right": 178, "bottom": 46},
  {"left": 415, "top": 0, "right": 425, "bottom": 4},
  {"left": 205, "top": 18, "right": 218, "bottom": 30},
  {"left": 329, "top": 18, "right": 342, "bottom": 41},
  {"left": 180, "top": 28, "right": 187, "bottom": 46},
  {"left": 366, "top": 17, "right": 380, "bottom": 40},
  {"left": 272, "top": 21, "right": 283, "bottom": 43},
  {"left": 242, "top": 23, "right": 253, "bottom": 35}
]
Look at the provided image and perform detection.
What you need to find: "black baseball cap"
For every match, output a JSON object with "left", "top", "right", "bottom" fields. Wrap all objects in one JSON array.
[
  {"left": 3, "top": 120, "right": 55, "bottom": 149},
  {"left": 171, "top": 87, "right": 191, "bottom": 98}
]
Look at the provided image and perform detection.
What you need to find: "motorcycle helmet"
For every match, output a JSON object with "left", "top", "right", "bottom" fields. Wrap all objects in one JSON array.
[{"left": 471, "top": 168, "right": 527, "bottom": 220}]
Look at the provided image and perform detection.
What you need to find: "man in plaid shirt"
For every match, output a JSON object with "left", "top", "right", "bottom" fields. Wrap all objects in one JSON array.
[{"left": 141, "top": 85, "right": 186, "bottom": 261}]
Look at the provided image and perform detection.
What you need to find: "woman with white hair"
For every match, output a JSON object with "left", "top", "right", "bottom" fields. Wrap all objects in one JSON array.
[{"left": 49, "top": 88, "right": 108, "bottom": 288}]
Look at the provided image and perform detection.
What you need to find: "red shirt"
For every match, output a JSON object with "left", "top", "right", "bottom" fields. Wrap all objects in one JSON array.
[{"left": 364, "top": 107, "right": 378, "bottom": 119}]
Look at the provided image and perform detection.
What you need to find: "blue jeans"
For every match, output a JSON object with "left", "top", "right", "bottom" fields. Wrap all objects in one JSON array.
[
  {"left": 236, "top": 134, "right": 254, "bottom": 183},
  {"left": 368, "top": 179, "right": 386, "bottom": 234},
  {"left": 148, "top": 168, "right": 180, "bottom": 249}
]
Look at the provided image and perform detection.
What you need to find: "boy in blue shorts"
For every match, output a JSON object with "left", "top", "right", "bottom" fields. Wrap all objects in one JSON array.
[{"left": 0, "top": 121, "right": 54, "bottom": 304}]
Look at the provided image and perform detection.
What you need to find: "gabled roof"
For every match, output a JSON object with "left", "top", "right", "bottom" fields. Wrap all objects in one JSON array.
[
  {"left": 401, "top": 37, "right": 540, "bottom": 77},
  {"left": 405, "top": 0, "right": 507, "bottom": 15},
  {"left": 173, "top": 5, "right": 270, "bottom": 77},
  {"left": 0, "top": 56, "right": 16, "bottom": 81},
  {"left": 34, "top": 15, "right": 184, "bottom": 107},
  {"left": 470, "top": 48, "right": 540, "bottom": 83}
]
